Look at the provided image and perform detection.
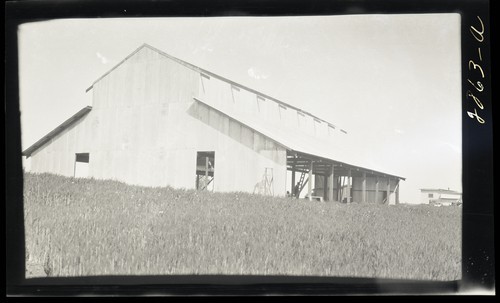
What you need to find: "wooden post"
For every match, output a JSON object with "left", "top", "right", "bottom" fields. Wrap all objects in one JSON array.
[
  {"left": 338, "top": 177, "right": 342, "bottom": 201},
  {"left": 347, "top": 169, "right": 352, "bottom": 203},
  {"left": 291, "top": 159, "right": 296, "bottom": 197},
  {"left": 308, "top": 161, "right": 313, "bottom": 201},
  {"left": 205, "top": 156, "right": 209, "bottom": 190},
  {"left": 329, "top": 165, "right": 335, "bottom": 202},
  {"left": 375, "top": 176, "right": 379, "bottom": 204},
  {"left": 323, "top": 174, "right": 328, "bottom": 201},
  {"left": 362, "top": 172, "right": 366, "bottom": 203},
  {"left": 340, "top": 176, "right": 345, "bottom": 202},
  {"left": 338, "top": 176, "right": 342, "bottom": 202},
  {"left": 386, "top": 178, "right": 390, "bottom": 205},
  {"left": 396, "top": 180, "right": 400, "bottom": 204}
]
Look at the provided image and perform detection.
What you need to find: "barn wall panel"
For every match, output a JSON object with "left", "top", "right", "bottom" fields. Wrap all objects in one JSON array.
[
  {"left": 350, "top": 177, "right": 398, "bottom": 203},
  {"left": 196, "top": 72, "right": 348, "bottom": 145},
  {"left": 181, "top": 101, "right": 287, "bottom": 195},
  {"left": 352, "top": 177, "right": 397, "bottom": 191},
  {"left": 30, "top": 113, "right": 93, "bottom": 177}
]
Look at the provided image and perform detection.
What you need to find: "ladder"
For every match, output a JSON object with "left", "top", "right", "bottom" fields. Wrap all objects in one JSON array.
[
  {"left": 200, "top": 176, "right": 214, "bottom": 191},
  {"left": 263, "top": 168, "right": 274, "bottom": 196},
  {"left": 197, "top": 158, "right": 214, "bottom": 191},
  {"left": 294, "top": 171, "right": 309, "bottom": 197}
]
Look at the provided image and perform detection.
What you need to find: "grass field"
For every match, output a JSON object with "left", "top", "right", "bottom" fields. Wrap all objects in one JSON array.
[{"left": 23, "top": 172, "right": 461, "bottom": 280}]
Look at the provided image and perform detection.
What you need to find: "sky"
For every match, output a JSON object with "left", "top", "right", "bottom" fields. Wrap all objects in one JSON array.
[{"left": 18, "top": 14, "right": 462, "bottom": 204}]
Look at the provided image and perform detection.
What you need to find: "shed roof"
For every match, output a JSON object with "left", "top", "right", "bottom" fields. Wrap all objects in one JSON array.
[
  {"left": 195, "top": 97, "right": 405, "bottom": 180},
  {"left": 22, "top": 106, "right": 92, "bottom": 157}
]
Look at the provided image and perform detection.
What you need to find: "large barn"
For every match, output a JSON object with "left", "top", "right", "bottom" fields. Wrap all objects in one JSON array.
[{"left": 23, "top": 44, "right": 405, "bottom": 203}]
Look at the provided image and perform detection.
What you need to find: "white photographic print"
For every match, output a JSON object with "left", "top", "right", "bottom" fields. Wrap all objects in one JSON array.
[{"left": 20, "top": 15, "right": 462, "bottom": 280}]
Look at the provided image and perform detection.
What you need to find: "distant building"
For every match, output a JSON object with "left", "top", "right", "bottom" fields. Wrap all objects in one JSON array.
[
  {"left": 23, "top": 43, "right": 405, "bottom": 202},
  {"left": 420, "top": 188, "right": 462, "bottom": 206}
]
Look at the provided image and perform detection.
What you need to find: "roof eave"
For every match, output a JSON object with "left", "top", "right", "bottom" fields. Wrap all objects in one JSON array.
[
  {"left": 23, "top": 106, "right": 93, "bottom": 158},
  {"left": 290, "top": 150, "right": 406, "bottom": 180}
]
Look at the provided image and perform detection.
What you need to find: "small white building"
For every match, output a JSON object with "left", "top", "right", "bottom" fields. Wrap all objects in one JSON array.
[{"left": 420, "top": 188, "right": 462, "bottom": 206}]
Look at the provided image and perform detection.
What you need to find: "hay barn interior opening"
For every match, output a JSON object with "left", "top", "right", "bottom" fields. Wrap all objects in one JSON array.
[
  {"left": 195, "top": 151, "right": 215, "bottom": 191},
  {"left": 287, "top": 151, "right": 400, "bottom": 203}
]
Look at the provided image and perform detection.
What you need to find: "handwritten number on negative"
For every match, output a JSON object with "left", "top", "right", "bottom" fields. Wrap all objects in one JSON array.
[
  {"left": 467, "top": 108, "right": 485, "bottom": 124},
  {"left": 467, "top": 90, "right": 484, "bottom": 110},
  {"left": 470, "top": 16, "right": 485, "bottom": 42},
  {"left": 469, "top": 60, "right": 485, "bottom": 79},
  {"left": 467, "top": 79, "right": 484, "bottom": 92}
]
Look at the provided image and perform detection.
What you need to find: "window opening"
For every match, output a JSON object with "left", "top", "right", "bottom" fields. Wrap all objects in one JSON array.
[
  {"left": 74, "top": 153, "right": 90, "bottom": 178},
  {"left": 195, "top": 151, "right": 215, "bottom": 191}
]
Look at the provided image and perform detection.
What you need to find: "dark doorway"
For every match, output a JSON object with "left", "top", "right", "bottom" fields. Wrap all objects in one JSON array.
[
  {"left": 382, "top": 191, "right": 388, "bottom": 204},
  {"left": 195, "top": 151, "right": 215, "bottom": 191}
]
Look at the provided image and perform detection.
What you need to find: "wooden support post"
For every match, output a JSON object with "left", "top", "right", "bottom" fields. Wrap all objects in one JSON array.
[
  {"left": 362, "top": 172, "right": 366, "bottom": 203},
  {"left": 340, "top": 176, "right": 345, "bottom": 202},
  {"left": 205, "top": 156, "right": 209, "bottom": 190},
  {"left": 396, "top": 179, "right": 400, "bottom": 204},
  {"left": 323, "top": 174, "right": 328, "bottom": 201},
  {"left": 308, "top": 161, "right": 313, "bottom": 201},
  {"left": 347, "top": 169, "right": 352, "bottom": 203},
  {"left": 386, "top": 178, "right": 390, "bottom": 205},
  {"left": 375, "top": 176, "right": 379, "bottom": 204},
  {"left": 291, "top": 159, "right": 296, "bottom": 197},
  {"left": 329, "top": 165, "right": 335, "bottom": 202},
  {"left": 338, "top": 176, "right": 342, "bottom": 202}
]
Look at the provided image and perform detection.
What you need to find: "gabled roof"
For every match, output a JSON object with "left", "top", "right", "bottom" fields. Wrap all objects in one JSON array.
[
  {"left": 22, "top": 106, "right": 92, "bottom": 158},
  {"left": 86, "top": 43, "right": 347, "bottom": 133}
]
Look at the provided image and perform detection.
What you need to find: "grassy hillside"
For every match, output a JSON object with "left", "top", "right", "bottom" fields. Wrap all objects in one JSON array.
[{"left": 23, "top": 172, "right": 461, "bottom": 280}]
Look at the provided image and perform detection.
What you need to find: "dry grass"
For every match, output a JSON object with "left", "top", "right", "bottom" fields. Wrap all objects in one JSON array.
[{"left": 24, "top": 172, "right": 461, "bottom": 280}]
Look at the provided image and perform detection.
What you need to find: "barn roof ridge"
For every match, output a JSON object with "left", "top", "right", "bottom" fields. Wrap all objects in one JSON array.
[{"left": 86, "top": 43, "right": 346, "bottom": 133}]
